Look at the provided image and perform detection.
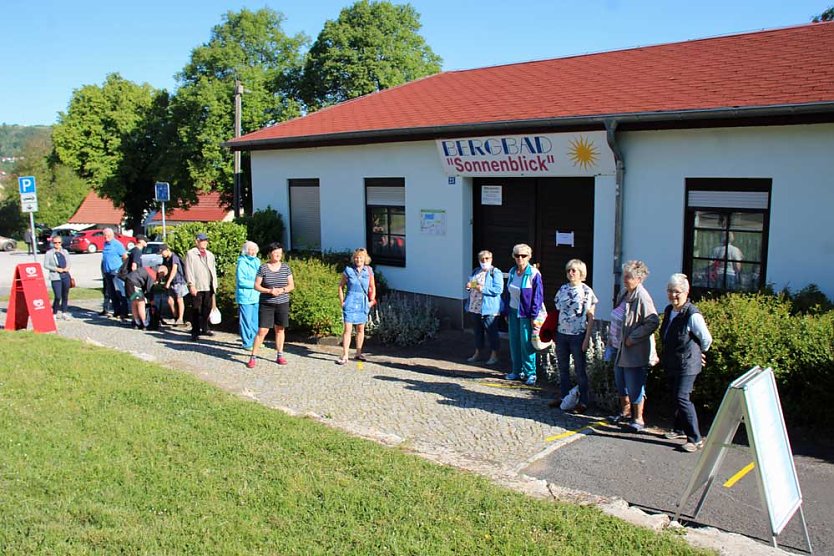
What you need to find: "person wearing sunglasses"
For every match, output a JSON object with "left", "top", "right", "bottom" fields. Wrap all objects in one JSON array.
[
  {"left": 43, "top": 235, "right": 73, "bottom": 320},
  {"left": 500, "top": 244, "right": 544, "bottom": 385}
]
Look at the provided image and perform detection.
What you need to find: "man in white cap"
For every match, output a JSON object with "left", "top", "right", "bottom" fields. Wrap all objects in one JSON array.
[{"left": 184, "top": 232, "right": 218, "bottom": 341}]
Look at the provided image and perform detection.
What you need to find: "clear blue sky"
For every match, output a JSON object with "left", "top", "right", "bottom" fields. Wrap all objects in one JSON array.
[{"left": 1, "top": 0, "right": 829, "bottom": 126}]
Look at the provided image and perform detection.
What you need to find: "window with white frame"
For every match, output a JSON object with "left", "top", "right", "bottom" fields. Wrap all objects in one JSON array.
[
  {"left": 365, "top": 178, "right": 405, "bottom": 266},
  {"left": 289, "top": 179, "right": 321, "bottom": 251},
  {"left": 684, "top": 178, "right": 771, "bottom": 293}
]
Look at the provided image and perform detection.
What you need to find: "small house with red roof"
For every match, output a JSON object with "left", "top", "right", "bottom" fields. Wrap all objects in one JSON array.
[
  {"left": 65, "top": 190, "right": 126, "bottom": 232},
  {"left": 144, "top": 191, "right": 234, "bottom": 232},
  {"left": 227, "top": 22, "right": 834, "bottom": 324}
]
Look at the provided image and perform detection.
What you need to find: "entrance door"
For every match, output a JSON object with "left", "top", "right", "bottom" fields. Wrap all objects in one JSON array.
[{"left": 473, "top": 177, "right": 595, "bottom": 304}]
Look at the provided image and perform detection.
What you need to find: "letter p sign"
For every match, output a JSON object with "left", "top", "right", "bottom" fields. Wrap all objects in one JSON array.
[{"left": 18, "top": 176, "right": 37, "bottom": 194}]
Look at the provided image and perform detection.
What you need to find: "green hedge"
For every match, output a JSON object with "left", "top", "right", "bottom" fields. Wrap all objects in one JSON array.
[
  {"left": 155, "top": 221, "right": 248, "bottom": 279},
  {"left": 694, "top": 293, "right": 834, "bottom": 431}
]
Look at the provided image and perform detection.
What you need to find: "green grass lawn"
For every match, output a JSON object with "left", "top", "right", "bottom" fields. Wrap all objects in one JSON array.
[{"left": 0, "top": 332, "right": 710, "bottom": 555}]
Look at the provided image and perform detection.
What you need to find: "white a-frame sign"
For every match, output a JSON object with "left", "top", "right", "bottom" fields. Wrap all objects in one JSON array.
[{"left": 674, "top": 366, "right": 812, "bottom": 553}]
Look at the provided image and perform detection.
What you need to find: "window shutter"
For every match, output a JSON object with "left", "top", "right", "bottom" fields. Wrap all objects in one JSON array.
[
  {"left": 289, "top": 181, "right": 321, "bottom": 250},
  {"left": 688, "top": 190, "right": 769, "bottom": 209},
  {"left": 366, "top": 187, "right": 405, "bottom": 206}
]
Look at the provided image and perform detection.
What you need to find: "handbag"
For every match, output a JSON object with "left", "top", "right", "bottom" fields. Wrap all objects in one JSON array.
[
  {"left": 209, "top": 307, "right": 222, "bottom": 325},
  {"left": 560, "top": 385, "right": 580, "bottom": 411},
  {"left": 69, "top": 276, "right": 76, "bottom": 288}
]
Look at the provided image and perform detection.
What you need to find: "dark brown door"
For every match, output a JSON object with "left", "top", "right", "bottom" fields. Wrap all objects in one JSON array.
[{"left": 474, "top": 177, "right": 595, "bottom": 305}]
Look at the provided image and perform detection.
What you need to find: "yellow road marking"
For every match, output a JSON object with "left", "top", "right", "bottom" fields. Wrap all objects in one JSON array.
[
  {"left": 356, "top": 362, "right": 364, "bottom": 371},
  {"left": 723, "top": 462, "right": 755, "bottom": 488},
  {"left": 546, "top": 421, "right": 607, "bottom": 442}
]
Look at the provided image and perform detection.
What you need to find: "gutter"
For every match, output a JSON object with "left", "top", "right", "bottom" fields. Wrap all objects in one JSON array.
[
  {"left": 224, "top": 101, "right": 834, "bottom": 151},
  {"left": 605, "top": 119, "right": 625, "bottom": 305}
]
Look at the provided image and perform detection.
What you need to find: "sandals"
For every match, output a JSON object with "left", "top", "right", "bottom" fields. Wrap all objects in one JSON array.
[
  {"left": 354, "top": 354, "right": 367, "bottom": 362},
  {"left": 336, "top": 357, "right": 348, "bottom": 365}
]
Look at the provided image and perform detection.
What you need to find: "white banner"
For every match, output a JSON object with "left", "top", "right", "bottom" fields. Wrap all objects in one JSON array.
[{"left": 436, "top": 131, "right": 614, "bottom": 177}]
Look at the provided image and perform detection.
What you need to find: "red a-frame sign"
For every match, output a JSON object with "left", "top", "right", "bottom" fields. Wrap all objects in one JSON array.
[{"left": 5, "top": 263, "right": 56, "bottom": 333}]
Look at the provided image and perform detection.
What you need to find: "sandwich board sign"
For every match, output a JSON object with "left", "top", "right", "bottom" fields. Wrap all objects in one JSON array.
[{"left": 674, "top": 366, "right": 812, "bottom": 553}]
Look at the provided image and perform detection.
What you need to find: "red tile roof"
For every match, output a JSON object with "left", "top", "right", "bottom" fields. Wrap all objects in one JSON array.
[
  {"left": 231, "top": 22, "right": 834, "bottom": 147},
  {"left": 150, "top": 191, "right": 230, "bottom": 222},
  {"left": 68, "top": 190, "right": 125, "bottom": 225}
]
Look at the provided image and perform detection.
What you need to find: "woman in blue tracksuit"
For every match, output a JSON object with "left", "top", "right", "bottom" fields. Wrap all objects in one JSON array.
[
  {"left": 235, "top": 241, "right": 261, "bottom": 350},
  {"left": 464, "top": 250, "right": 504, "bottom": 365},
  {"left": 500, "top": 243, "right": 545, "bottom": 385}
]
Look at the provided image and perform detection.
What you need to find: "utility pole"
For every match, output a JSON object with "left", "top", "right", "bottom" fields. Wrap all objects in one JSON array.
[{"left": 233, "top": 80, "right": 244, "bottom": 218}]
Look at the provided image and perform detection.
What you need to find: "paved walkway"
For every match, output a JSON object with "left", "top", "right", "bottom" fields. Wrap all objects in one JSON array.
[{"left": 1, "top": 299, "right": 787, "bottom": 555}]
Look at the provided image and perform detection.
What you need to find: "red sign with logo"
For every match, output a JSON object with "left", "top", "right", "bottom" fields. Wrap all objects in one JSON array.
[{"left": 5, "top": 263, "right": 56, "bottom": 333}]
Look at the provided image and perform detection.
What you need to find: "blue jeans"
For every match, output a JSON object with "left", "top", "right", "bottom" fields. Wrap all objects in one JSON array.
[
  {"left": 507, "top": 308, "right": 536, "bottom": 377},
  {"left": 670, "top": 372, "right": 701, "bottom": 443},
  {"left": 557, "top": 332, "right": 590, "bottom": 406},
  {"left": 473, "top": 314, "right": 501, "bottom": 352},
  {"left": 239, "top": 303, "right": 258, "bottom": 348},
  {"left": 614, "top": 365, "right": 647, "bottom": 405},
  {"left": 51, "top": 275, "right": 70, "bottom": 314},
  {"left": 102, "top": 271, "right": 128, "bottom": 317}
]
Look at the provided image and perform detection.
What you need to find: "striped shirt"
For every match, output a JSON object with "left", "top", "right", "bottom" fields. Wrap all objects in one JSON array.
[{"left": 257, "top": 263, "right": 293, "bottom": 305}]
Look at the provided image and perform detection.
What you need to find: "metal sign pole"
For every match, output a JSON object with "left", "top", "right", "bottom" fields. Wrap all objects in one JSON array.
[
  {"left": 29, "top": 212, "right": 37, "bottom": 262},
  {"left": 162, "top": 201, "right": 166, "bottom": 241}
]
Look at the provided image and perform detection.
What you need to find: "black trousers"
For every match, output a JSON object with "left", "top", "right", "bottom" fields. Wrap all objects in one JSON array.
[{"left": 191, "top": 290, "right": 213, "bottom": 337}]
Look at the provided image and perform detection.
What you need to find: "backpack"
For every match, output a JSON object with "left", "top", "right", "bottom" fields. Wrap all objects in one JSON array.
[{"left": 147, "top": 303, "right": 161, "bottom": 331}]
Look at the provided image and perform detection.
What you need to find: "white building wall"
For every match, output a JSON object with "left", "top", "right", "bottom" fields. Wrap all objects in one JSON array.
[
  {"left": 619, "top": 123, "right": 834, "bottom": 305},
  {"left": 251, "top": 141, "right": 470, "bottom": 300}
]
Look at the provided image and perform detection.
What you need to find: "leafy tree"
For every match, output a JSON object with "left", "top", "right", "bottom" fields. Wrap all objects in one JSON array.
[
  {"left": 300, "top": 0, "right": 442, "bottom": 110},
  {"left": 0, "top": 124, "right": 51, "bottom": 158},
  {"left": 0, "top": 133, "right": 88, "bottom": 236},
  {"left": 169, "top": 8, "right": 308, "bottom": 206},
  {"left": 812, "top": 6, "right": 834, "bottom": 21},
  {"left": 52, "top": 73, "right": 171, "bottom": 228}
]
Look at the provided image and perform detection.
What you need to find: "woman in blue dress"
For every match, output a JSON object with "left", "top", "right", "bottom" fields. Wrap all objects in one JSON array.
[{"left": 337, "top": 248, "right": 376, "bottom": 364}]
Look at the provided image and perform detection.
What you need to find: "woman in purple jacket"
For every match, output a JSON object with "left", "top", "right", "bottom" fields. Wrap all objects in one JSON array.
[{"left": 501, "top": 243, "right": 545, "bottom": 385}]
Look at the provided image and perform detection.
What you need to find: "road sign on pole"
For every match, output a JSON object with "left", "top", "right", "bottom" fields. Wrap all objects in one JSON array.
[
  {"left": 18, "top": 176, "right": 37, "bottom": 194},
  {"left": 155, "top": 182, "right": 170, "bottom": 202}
]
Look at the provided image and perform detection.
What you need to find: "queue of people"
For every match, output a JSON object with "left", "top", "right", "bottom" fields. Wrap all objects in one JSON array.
[
  {"left": 83, "top": 228, "right": 714, "bottom": 453},
  {"left": 460, "top": 246, "right": 712, "bottom": 453}
]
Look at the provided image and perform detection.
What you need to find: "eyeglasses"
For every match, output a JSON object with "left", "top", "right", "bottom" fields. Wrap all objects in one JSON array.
[
  {"left": 513, "top": 253, "right": 529, "bottom": 259},
  {"left": 567, "top": 268, "right": 579, "bottom": 273}
]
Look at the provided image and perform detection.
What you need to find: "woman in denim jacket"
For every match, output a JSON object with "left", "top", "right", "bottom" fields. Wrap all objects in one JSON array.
[
  {"left": 465, "top": 250, "right": 504, "bottom": 365},
  {"left": 500, "top": 243, "right": 545, "bottom": 385}
]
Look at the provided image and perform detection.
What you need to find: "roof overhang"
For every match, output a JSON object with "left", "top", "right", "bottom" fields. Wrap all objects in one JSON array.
[
  {"left": 53, "top": 223, "right": 94, "bottom": 231},
  {"left": 224, "top": 101, "right": 834, "bottom": 152}
]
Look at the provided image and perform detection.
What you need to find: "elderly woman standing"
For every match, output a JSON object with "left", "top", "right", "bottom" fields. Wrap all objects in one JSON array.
[
  {"left": 611, "top": 260, "right": 659, "bottom": 432},
  {"left": 235, "top": 241, "right": 260, "bottom": 350},
  {"left": 465, "top": 250, "right": 504, "bottom": 365},
  {"left": 337, "top": 248, "right": 376, "bottom": 364},
  {"left": 552, "top": 259, "right": 598, "bottom": 413},
  {"left": 247, "top": 242, "right": 294, "bottom": 368},
  {"left": 43, "top": 235, "right": 72, "bottom": 320},
  {"left": 501, "top": 243, "right": 544, "bottom": 385},
  {"left": 660, "top": 273, "right": 713, "bottom": 452}
]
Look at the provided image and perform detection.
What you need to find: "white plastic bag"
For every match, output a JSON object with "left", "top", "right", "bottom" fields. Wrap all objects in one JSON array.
[
  {"left": 560, "top": 385, "right": 580, "bottom": 411},
  {"left": 209, "top": 307, "right": 222, "bottom": 325}
]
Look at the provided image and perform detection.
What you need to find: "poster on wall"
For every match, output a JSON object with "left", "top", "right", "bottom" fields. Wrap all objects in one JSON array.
[
  {"left": 420, "top": 210, "right": 446, "bottom": 236},
  {"left": 481, "top": 185, "right": 503, "bottom": 205}
]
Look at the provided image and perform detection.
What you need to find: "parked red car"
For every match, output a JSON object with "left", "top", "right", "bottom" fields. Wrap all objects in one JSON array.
[{"left": 68, "top": 229, "right": 135, "bottom": 254}]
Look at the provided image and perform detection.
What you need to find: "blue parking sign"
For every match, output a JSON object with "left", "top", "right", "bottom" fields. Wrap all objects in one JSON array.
[
  {"left": 155, "top": 181, "right": 170, "bottom": 202},
  {"left": 18, "top": 176, "right": 36, "bottom": 194}
]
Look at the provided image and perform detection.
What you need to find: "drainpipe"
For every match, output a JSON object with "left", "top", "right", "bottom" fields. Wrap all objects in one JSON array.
[{"left": 605, "top": 119, "right": 625, "bottom": 304}]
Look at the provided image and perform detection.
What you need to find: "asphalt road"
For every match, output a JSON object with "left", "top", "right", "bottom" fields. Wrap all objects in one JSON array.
[
  {"left": 523, "top": 419, "right": 832, "bottom": 555},
  {"left": 0, "top": 249, "right": 103, "bottom": 296}
]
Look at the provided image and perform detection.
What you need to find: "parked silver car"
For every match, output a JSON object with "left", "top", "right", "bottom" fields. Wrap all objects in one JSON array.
[
  {"left": 140, "top": 241, "right": 165, "bottom": 268},
  {"left": 0, "top": 235, "right": 17, "bottom": 252}
]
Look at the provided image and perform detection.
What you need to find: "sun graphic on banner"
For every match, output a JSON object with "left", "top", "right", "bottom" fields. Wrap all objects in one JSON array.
[{"left": 568, "top": 136, "right": 599, "bottom": 170}]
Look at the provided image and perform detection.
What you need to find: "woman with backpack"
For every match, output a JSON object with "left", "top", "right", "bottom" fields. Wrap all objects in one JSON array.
[{"left": 465, "top": 250, "right": 504, "bottom": 366}]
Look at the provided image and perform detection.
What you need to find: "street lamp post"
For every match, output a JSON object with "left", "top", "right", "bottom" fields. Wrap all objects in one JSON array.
[{"left": 233, "top": 80, "right": 244, "bottom": 218}]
